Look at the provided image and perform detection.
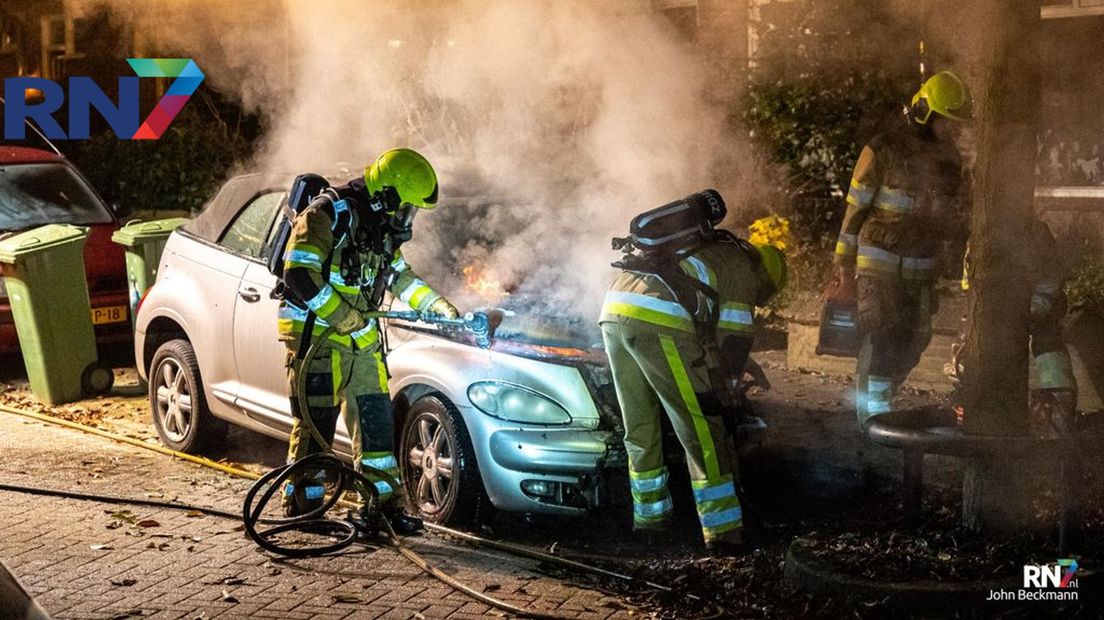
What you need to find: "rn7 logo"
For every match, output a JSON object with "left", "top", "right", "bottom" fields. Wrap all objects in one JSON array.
[
  {"left": 3, "top": 58, "right": 204, "bottom": 140},
  {"left": 1023, "top": 559, "right": 1079, "bottom": 589}
]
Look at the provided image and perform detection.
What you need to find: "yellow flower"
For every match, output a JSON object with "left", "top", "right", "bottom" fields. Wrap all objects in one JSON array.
[{"left": 747, "top": 215, "right": 792, "bottom": 251}]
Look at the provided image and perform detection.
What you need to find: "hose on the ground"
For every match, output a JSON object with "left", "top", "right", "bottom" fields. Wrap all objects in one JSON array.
[
  {"left": 1, "top": 331, "right": 576, "bottom": 619},
  {"left": 0, "top": 478, "right": 571, "bottom": 619},
  {"left": 0, "top": 481, "right": 246, "bottom": 521},
  {"left": 0, "top": 403, "right": 260, "bottom": 479},
  {"left": 423, "top": 522, "right": 699, "bottom": 600},
  {"left": 241, "top": 452, "right": 363, "bottom": 558},
  {"left": 0, "top": 387, "right": 696, "bottom": 618},
  {"left": 266, "top": 324, "right": 571, "bottom": 617}
]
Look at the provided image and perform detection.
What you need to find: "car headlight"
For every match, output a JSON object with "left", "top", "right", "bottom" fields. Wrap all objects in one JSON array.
[{"left": 467, "top": 381, "right": 572, "bottom": 425}]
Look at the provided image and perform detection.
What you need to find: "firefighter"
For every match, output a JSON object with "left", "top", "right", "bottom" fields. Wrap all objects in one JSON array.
[
  {"left": 956, "top": 218, "right": 1077, "bottom": 432},
  {"left": 279, "top": 148, "right": 458, "bottom": 530},
  {"left": 599, "top": 191, "right": 787, "bottom": 554},
  {"left": 833, "top": 71, "right": 971, "bottom": 428}
]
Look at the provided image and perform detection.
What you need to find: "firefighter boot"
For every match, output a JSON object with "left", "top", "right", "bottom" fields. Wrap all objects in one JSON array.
[
  {"left": 704, "top": 533, "right": 753, "bottom": 558},
  {"left": 385, "top": 507, "right": 424, "bottom": 536},
  {"left": 1049, "top": 389, "right": 1078, "bottom": 436}
]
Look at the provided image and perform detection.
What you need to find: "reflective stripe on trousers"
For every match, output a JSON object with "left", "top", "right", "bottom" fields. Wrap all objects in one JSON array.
[
  {"left": 659, "top": 335, "right": 720, "bottom": 481},
  {"left": 601, "top": 320, "right": 743, "bottom": 544},
  {"left": 360, "top": 451, "right": 401, "bottom": 501},
  {"left": 692, "top": 475, "right": 742, "bottom": 541},
  {"left": 866, "top": 376, "right": 893, "bottom": 415},
  {"left": 629, "top": 466, "right": 673, "bottom": 528}
]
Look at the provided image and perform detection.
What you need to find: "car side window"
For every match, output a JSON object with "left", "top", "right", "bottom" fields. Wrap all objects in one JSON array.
[{"left": 219, "top": 192, "right": 286, "bottom": 259}]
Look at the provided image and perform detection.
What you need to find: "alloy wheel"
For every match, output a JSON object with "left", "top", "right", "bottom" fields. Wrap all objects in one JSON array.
[
  {"left": 405, "top": 411, "right": 455, "bottom": 516},
  {"left": 153, "top": 358, "right": 193, "bottom": 443}
]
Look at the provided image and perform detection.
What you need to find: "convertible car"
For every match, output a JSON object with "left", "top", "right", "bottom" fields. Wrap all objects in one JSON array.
[{"left": 133, "top": 173, "right": 628, "bottom": 525}]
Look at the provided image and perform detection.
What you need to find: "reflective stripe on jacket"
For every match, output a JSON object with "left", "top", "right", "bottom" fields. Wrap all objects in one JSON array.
[
  {"left": 833, "top": 125, "right": 963, "bottom": 281},
  {"left": 278, "top": 198, "right": 442, "bottom": 349},
  {"left": 599, "top": 239, "right": 760, "bottom": 338}
]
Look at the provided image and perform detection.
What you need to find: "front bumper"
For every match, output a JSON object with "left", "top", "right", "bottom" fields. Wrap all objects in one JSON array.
[
  {"left": 489, "top": 428, "right": 621, "bottom": 474},
  {"left": 474, "top": 422, "right": 626, "bottom": 516}
]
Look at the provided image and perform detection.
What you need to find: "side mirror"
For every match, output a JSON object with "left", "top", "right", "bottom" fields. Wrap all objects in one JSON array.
[{"left": 112, "top": 202, "right": 135, "bottom": 220}]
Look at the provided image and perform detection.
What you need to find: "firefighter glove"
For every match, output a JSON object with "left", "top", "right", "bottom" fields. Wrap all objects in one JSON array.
[
  {"left": 428, "top": 298, "right": 460, "bottom": 319},
  {"left": 332, "top": 310, "right": 367, "bottom": 336}
]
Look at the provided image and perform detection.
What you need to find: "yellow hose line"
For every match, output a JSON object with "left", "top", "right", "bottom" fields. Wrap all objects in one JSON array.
[
  {"left": 0, "top": 401, "right": 571, "bottom": 619},
  {"left": 0, "top": 403, "right": 261, "bottom": 481}
]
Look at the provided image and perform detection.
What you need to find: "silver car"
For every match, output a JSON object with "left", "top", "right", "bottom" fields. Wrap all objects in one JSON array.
[{"left": 133, "top": 173, "right": 627, "bottom": 524}]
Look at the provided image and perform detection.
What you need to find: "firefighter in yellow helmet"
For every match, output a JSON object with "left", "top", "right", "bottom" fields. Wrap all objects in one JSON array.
[
  {"left": 832, "top": 71, "right": 971, "bottom": 427},
  {"left": 600, "top": 190, "right": 787, "bottom": 555},
  {"left": 278, "top": 148, "right": 458, "bottom": 530}
]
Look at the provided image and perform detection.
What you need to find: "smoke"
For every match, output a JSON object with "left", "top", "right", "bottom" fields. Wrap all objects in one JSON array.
[{"left": 68, "top": 0, "right": 758, "bottom": 341}]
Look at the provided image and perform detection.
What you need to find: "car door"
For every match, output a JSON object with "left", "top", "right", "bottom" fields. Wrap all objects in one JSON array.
[{"left": 220, "top": 191, "right": 296, "bottom": 431}]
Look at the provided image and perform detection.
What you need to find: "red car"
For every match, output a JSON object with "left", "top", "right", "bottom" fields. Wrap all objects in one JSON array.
[{"left": 0, "top": 146, "right": 132, "bottom": 354}]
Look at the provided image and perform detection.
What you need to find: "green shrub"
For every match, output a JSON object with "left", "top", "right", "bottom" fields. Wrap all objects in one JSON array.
[
  {"left": 64, "top": 95, "right": 259, "bottom": 214},
  {"left": 743, "top": 77, "right": 907, "bottom": 201},
  {"left": 1067, "top": 257, "right": 1104, "bottom": 315}
]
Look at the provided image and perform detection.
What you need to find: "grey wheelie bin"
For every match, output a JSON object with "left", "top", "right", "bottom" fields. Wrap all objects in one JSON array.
[{"left": 0, "top": 224, "right": 113, "bottom": 404}]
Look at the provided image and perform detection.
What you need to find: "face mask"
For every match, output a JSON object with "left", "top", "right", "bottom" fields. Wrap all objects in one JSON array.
[
  {"left": 387, "top": 204, "right": 417, "bottom": 243},
  {"left": 368, "top": 186, "right": 402, "bottom": 213}
]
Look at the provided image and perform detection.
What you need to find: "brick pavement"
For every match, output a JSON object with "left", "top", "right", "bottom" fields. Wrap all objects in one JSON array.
[{"left": 0, "top": 412, "right": 636, "bottom": 619}]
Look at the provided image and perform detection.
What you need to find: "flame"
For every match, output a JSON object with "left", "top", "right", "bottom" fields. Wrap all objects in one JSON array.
[{"left": 463, "top": 265, "right": 509, "bottom": 300}]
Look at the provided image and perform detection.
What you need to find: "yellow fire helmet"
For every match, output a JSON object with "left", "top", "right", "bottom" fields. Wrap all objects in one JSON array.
[
  {"left": 911, "top": 71, "right": 973, "bottom": 125},
  {"left": 754, "top": 243, "right": 788, "bottom": 296},
  {"left": 364, "top": 148, "right": 439, "bottom": 210}
]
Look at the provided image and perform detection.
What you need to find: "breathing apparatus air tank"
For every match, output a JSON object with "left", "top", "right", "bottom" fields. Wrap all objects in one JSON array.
[{"left": 620, "top": 189, "right": 727, "bottom": 253}]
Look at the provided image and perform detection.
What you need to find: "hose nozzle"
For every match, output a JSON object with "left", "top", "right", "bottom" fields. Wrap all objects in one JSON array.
[{"left": 464, "top": 312, "right": 492, "bottom": 349}]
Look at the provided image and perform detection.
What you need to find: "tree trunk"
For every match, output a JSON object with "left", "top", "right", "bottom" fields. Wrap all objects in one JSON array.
[{"left": 960, "top": 0, "right": 1041, "bottom": 533}]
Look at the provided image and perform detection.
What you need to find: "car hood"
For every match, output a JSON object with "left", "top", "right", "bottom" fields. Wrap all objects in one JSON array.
[{"left": 395, "top": 297, "right": 606, "bottom": 366}]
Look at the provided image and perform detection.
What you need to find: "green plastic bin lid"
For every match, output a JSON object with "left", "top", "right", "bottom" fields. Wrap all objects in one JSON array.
[
  {"left": 111, "top": 217, "right": 189, "bottom": 246},
  {"left": 0, "top": 224, "right": 88, "bottom": 264}
]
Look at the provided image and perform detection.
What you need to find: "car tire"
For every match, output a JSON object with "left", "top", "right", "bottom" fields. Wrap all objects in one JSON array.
[
  {"left": 81, "top": 361, "right": 114, "bottom": 396},
  {"left": 400, "top": 394, "right": 487, "bottom": 526},
  {"left": 148, "top": 338, "right": 226, "bottom": 454}
]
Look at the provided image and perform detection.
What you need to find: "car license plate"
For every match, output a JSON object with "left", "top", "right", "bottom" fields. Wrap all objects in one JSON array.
[{"left": 91, "top": 305, "right": 127, "bottom": 325}]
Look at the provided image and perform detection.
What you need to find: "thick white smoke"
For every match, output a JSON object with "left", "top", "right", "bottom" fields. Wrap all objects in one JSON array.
[{"left": 69, "top": 0, "right": 758, "bottom": 341}]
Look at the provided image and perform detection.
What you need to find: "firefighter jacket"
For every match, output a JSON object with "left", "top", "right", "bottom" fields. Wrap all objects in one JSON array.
[
  {"left": 278, "top": 188, "right": 445, "bottom": 351},
  {"left": 599, "top": 239, "right": 763, "bottom": 352},
  {"left": 834, "top": 123, "right": 964, "bottom": 281},
  {"left": 961, "top": 219, "right": 1063, "bottom": 301},
  {"left": 960, "top": 219, "right": 1073, "bottom": 390}
]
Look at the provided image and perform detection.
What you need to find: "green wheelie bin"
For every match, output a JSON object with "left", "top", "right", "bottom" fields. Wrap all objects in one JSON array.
[
  {"left": 111, "top": 218, "right": 187, "bottom": 327},
  {"left": 0, "top": 224, "right": 113, "bottom": 405}
]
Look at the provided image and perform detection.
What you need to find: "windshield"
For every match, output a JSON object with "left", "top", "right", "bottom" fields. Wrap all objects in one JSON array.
[{"left": 0, "top": 163, "right": 112, "bottom": 231}]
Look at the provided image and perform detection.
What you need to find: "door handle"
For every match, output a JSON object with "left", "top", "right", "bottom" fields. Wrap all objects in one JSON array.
[{"left": 239, "top": 287, "right": 261, "bottom": 303}]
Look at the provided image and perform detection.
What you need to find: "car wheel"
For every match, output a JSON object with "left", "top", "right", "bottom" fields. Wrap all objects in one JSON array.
[
  {"left": 148, "top": 339, "right": 226, "bottom": 454},
  {"left": 400, "top": 395, "right": 486, "bottom": 525}
]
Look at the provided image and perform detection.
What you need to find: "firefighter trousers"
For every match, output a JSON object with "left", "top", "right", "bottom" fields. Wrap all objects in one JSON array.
[
  {"left": 601, "top": 318, "right": 743, "bottom": 544},
  {"left": 283, "top": 340, "right": 403, "bottom": 514},
  {"left": 855, "top": 276, "right": 935, "bottom": 428}
]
